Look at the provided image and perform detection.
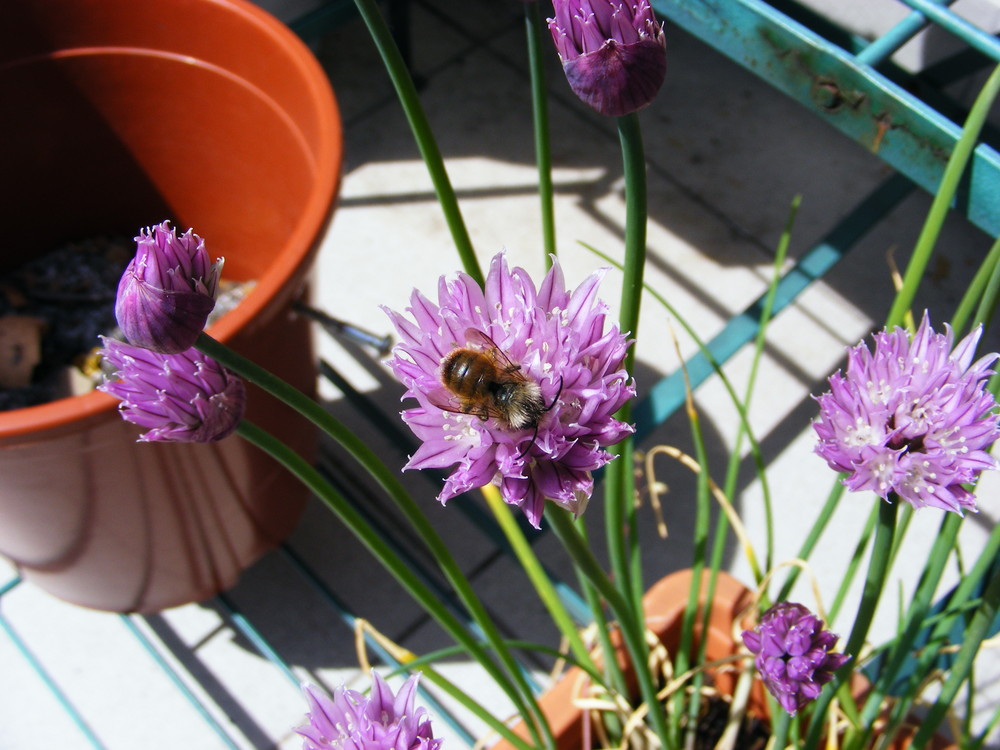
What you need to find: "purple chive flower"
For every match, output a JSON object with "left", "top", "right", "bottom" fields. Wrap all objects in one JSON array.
[
  {"left": 742, "top": 602, "right": 850, "bottom": 716},
  {"left": 813, "top": 312, "right": 1000, "bottom": 515},
  {"left": 98, "top": 337, "right": 245, "bottom": 443},
  {"left": 548, "top": 0, "right": 666, "bottom": 117},
  {"left": 296, "top": 672, "right": 442, "bottom": 750},
  {"left": 383, "top": 252, "right": 635, "bottom": 528},
  {"left": 115, "top": 221, "right": 224, "bottom": 353}
]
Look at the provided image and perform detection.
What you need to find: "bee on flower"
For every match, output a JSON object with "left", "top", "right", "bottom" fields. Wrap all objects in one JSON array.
[{"left": 383, "top": 251, "right": 636, "bottom": 528}]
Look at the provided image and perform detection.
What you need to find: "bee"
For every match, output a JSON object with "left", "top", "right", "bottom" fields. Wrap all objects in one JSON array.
[{"left": 436, "top": 329, "right": 559, "bottom": 438}]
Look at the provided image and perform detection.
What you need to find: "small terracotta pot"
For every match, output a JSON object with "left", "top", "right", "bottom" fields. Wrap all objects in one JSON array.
[
  {"left": 0, "top": 0, "right": 342, "bottom": 612},
  {"left": 492, "top": 570, "right": 955, "bottom": 749}
]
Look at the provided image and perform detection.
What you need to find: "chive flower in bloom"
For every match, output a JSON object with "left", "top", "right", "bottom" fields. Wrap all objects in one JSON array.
[
  {"left": 383, "top": 251, "right": 635, "bottom": 528},
  {"left": 115, "top": 220, "right": 223, "bottom": 353},
  {"left": 813, "top": 312, "right": 1000, "bottom": 514},
  {"left": 741, "top": 602, "right": 849, "bottom": 716},
  {"left": 548, "top": 0, "right": 666, "bottom": 117},
  {"left": 98, "top": 337, "right": 245, "bottom": 443},
  {"left": 296, "top": 672, "right": 441, "bottom": 750}
]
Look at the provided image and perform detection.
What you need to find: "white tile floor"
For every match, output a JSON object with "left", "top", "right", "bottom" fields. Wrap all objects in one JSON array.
[{"left": 3, "top": 0, "right": 999, "bottom": 748}]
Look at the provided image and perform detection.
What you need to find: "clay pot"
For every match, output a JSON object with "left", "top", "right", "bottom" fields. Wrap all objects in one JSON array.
[
  {"left": 492, "top": 570, "right": 955, "bottom": 749},
  {"left": 0, "top": 0, "right": 342, "bottom": 612},
  {"left": 491, "top": 570, "right": 759, "bottom": 750}
]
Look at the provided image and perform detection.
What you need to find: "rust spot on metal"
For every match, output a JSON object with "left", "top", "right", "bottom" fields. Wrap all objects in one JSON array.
[
  {"left": 810, "top": 77, "right": 866, "bottom": 113},
  {"left": 871, "top": 112, "right": 893, "bottom": 154}
]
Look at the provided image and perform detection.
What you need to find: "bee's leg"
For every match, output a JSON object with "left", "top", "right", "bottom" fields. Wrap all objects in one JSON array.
[
  {"left": 515, "top": 425, "right": 539, "bottom": 460},
  {"left": 543, "top": 376, "right": 564, "bottom": 413}
]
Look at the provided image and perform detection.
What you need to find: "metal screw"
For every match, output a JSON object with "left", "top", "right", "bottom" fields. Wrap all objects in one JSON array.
[{"left": 293, "top": 302, "right": 393, "bottom": 357}]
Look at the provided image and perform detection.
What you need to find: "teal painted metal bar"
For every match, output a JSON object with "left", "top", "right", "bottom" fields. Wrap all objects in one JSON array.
[
  {"left": 215, "top": 593, "right": 301, "bottom": 689},
  {"left": 119, "top": 615, "right": 242, "bottom": 750},
  {"left": 650, "top": 0, "right": 1000, "bottom": 237},
  {"left": 855, "top": 0, "right": 957, "bottom": 67},
  {"left": 633, "top": 173, "right": 915, "bottom": 442},
  {"left": 897, "top": 0, "right": 1000, "bottom": 62},
  {"left": 0, "top": 577, "right": 105, "bottom": 749}
]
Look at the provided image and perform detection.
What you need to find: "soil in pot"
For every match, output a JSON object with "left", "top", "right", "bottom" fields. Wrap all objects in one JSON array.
[{"left": 0, "top": 235, "right": 130, "bottom": 408}]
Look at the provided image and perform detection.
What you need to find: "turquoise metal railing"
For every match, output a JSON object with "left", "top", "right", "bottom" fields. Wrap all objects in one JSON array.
[{"left": 651, "top": 0, "right": 1000, "bottom": 237}]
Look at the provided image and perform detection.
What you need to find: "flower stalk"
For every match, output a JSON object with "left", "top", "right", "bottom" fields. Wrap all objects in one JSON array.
[
  {"left": 482, "top": 485, "right": 596, "bottom": 674},
  {"left": 544, "top": 507, "right": 674, "bottom": 750},
  {"left": 350, "top": 0, "right": 481, "bottom": 285},
  {"left": 911, "top": 566, "right": 1000, "bottom": 748},
  {"left": 604, "top": 110, "right": 648, "bottom": 627},
  {"left": 524, "top": 0, "right": 557, "bottom": 265},
  {"left": 803, "top": 497, "right": 898, "bottom": 750},
  {"left": 887, "top": 63, "right": 1000, "bottom": 329}
]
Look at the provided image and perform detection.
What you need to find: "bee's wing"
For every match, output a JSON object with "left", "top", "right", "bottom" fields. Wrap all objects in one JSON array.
[
  {"left": 463, "top": 328, "right": 523, "bottom": 377},
  {"left": 427, "top": 387, "right": 501, "bottom": 422},
  {"left": 426, "top": 386, "right": 462, "bottom": 413},
  {"left": 463, "top": 328, "right": 499, "bottom": 350}
]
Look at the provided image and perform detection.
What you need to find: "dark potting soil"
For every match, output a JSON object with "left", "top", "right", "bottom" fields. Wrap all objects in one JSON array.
[
  {"left": 0, "top": 236, "right": 132, "bottom": 411},
  {"left": 0, "top": 236, "right": 256, "bottom": 412},
  {"left": 690, "top": 694, "right": 771, "bottom": 750}
]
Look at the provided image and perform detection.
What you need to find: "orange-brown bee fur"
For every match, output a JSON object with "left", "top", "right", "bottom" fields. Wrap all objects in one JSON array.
[{"left": 438, "top": 329, "right": 549, "bottom": 432}]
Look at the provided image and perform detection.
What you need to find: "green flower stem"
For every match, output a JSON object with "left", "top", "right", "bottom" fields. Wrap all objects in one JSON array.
[
  {"left": 605, "top": 111, "right": 649, "bottom": 623},
  {"left": 886, "top": 63, "right": 1000, "bottom": 329},
  {"left": 577, "top": 565, "right": 628, "bottom": 741},
  {"left": 826, "top": 499, "right": 878, "bottom": 623},
  {"left": 524, "top": 0, "right": 556, "bottom": 265},
  {"left": 545, "top": 506, "right": 674, "bottom": 750},
  {"left": 850, "top": 511, "right": 963, "bottom": 748},
  {"left": 910, "top": 566, "right": 1000, "bottom": 748},
  {"left": 952, "top": 235, "right": 1000, "bottom": 336},
  {"left": 883, "top": 519, "right": 1000, "bottom": 744},
  {"left": 769, "top": 710, "right": 791, "bottom": 750},
  {"left": 736, "top": 200, "right": 798, "bottom": 574},
  {"left": 483, "top": 487, "right": 598, "bottom": 675},
  {"left": 673, "top": 384, "right": 712, "bottom": 747},
  {"left": 234, "top": 419, "right": 535, "bottom": 750},
  {"left": 615, "top": 113, "right": 648, "bottom": 371},
  {"left": 706, "top": 203, "right": 797, "bottom": 624},
  {"left": 803, "top": 497, "right": 898, "bottom": 750},
  {"left": 196, "top": 333, "right": 551, "bottom": 748},
  {"left": 351, "top": 0, "right": 482, "bottom": 285},
  {"left": 581, "top": 241, "right": 774, "bottom": 573},
  {"left": 972, "top": 237, "right": 1000, "bottom": 333}
]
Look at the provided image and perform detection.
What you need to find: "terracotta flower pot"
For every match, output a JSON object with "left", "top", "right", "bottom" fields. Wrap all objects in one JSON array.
[
  {"left": 493, "top": 570, "right": 955, "bottom": 749},
  {"left": 0, "top": 0, "right": 342, "bottom": 612}
]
